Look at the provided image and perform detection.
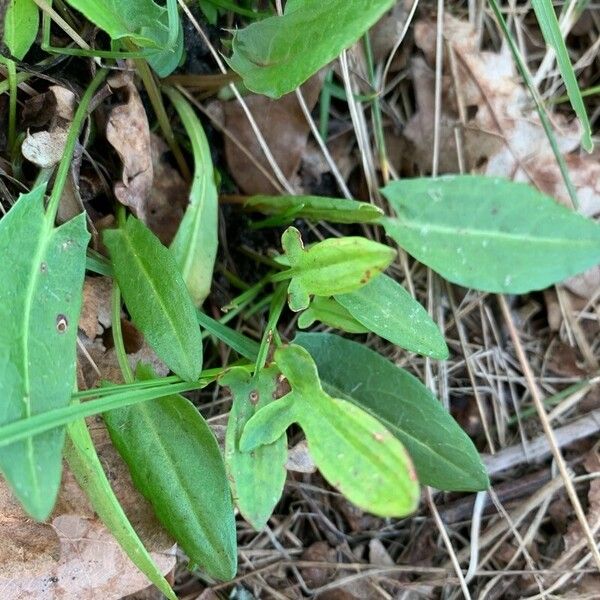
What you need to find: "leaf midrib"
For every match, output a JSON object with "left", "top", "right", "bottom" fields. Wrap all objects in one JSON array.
[
  {"left": 120, "top": 228, "right": 194, "bottom": 377},
  {"left": 386, "top": 214, "right": 600, "bottom": 246}
]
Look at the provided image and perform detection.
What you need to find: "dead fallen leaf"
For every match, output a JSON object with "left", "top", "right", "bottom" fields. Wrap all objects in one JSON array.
[
  {"left": 220, "top": 73, "right": 324, "bottom": 194},
  {"left": 106, "top": 72, "right": 153, "bottom": 220},
  {"left": 286, "top": 439, "right": 316, "bottom": 473},
  {"left": 79, "top": 276, "right": 113, "bottom": 339},
  {"left": 300, "top": 541, "right": 337, "bottom": 588},
  {"left": 145, "top": 134, "right": 188, "bottom": 245},
  {"left": 0, "top": 423, "right": 175, "bottom": 599}
]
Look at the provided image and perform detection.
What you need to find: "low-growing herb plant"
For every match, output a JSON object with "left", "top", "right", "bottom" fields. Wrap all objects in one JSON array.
[{"left": 0, "top": 0, "right": 598, "bottom": 594}]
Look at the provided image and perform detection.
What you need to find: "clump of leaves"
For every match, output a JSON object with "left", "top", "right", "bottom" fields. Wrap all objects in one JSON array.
[{"left": 0, "top": 0, "right": 598, "bottom": 595}]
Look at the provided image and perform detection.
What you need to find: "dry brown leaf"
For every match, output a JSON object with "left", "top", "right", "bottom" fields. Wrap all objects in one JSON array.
[
  {"left": 78, "top": 276, "right": 113, "bottom": 339},
  {"left": 220, "top": 73, "right": 324, "bottom": 194},
  {"left": 0, "top": 423, "right": 175, "bottom": 599},
  {"left": 106, "top": 72, "right": 153, "bottom": 220},
  {"left": 564, "top": 449, "right": 600, "bottom": 551},
  {"left": 145, "top": 134, "right": 188, "bottom": 245},
  {"left": 300, "top": 541, "right": 337, "bottom": 588},
  {"left": 286, "top": 439, "right": 316, "bottom": 473}
]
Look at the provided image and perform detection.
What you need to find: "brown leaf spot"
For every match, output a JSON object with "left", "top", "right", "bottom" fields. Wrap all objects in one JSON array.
[{"left": 56, "top": 314, "right": 68, "bottom": 333}]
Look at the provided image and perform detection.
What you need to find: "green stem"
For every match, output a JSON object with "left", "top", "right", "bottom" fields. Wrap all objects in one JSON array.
[
  {"left": 47, "top": 68, "right": 108, "bottom": 223},
  {"left": 488, "top": 0, "right": 579, "bottom": 210},
  {"left": 254, "top": 283, "right": 287, "bottom": 373},
  {"left": 5, "top": 59, "right": 17, "bottom": 152}
]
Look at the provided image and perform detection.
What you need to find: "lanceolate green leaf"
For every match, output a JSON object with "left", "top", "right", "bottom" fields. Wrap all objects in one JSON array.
[
  {"left": 382, "top": 175, "right": 600, "bottom": 293},
  {"left": 241, "top": 194, "right": 383, "bottom": 224},
  {"left": 531, "top": 0, "right": 592, "bottom": 152},
  {"left": 104, "top": 216, "right": 203, "bottom": 381},
  {"left": 227, "top": 0, "right": 396, "bottom": 98},
  {"left": 165, "top": 87, "right": 218, "bottom": 307},
  {"left": 4, "top": 0, "right": 39, "bottom": 59},
  {"left": 222, "top": 366, "right": 287, "bottom": 530},
  {"left": 336, "top": 274, "right": 448, "bottom": 359},
  {"left": 241, "top": 345, "right": 419, "bottom": 517},
  {"left": 298, "top": 296, "right": 369, "bottom": 334},
  {"left": 105, "top": 364, "right": 237, "bottom": 580},
  {"left": 273, "top": 227, "right": 395, "bottom": 311},
  {"left": 0, "top": 185, "right": 90, "bottom": 520},
  {"left": 295, "top": 333, "right": 489, "bottom": 491},
  {"left": 65, "top": 417, "right": 177, "bottom": 600}
]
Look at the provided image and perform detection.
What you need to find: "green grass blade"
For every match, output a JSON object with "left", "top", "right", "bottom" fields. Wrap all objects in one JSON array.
[
  {"left": 65, "top": 417, "right": 177, "bottom": 600},
  {"left": 196, "top": 311, "right": 260, "bottom": 360},
  {"left": 488, "top": 0, "right": 580, "bottom": 209},
  {"left": 0, "top": 380, "right": 209, "bottom": 450},
  {"left": 531, "top": 0, "right": 593, "bottom": 152}
]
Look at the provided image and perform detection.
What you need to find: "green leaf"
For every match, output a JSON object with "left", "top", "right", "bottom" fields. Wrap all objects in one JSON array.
[
  {"left": 222, "top": 365, "right": 287, "bottom": 530},
  {"left": 165, "top": 87, "right": 218, "bottom": 306},
  {"left": 103, "top": 216, "right": 203, "bottom": 381},
  {"left": 298, "top": 296, "right": 369, "bottom": 333},
  {"left": 335, "top": 274, "right": 448, "bottom": 358},
  {"left": 0, "top": 185, "right": 89, "bottom": 520},
  {"left": 104, "top": 363, "right": 237, "bottom": 580},
  {"left": 65, "top": 417, "right": 176, "bottom": 600},
  {"left": 227, "top": 0, "right": 396, "bottom": 98},
  {"left": 242, "top": 194, "right": 383, "bottom": 224},
  {"left": 295, "top": 333, "right": 489, "bottom": 491},
  {"left": 531, "top": 0, "right": 592, "bottom": 152},
  {"left": 4, "top": 0, "right": 39, "bottom": 59},
  {"left": 382, "top": 175, "right": 600, "bottom": 293},
  {"left": 274, "top": 226, "right": 395, "bottom": 311},
  {"left": 241, "top": 345, "right": 419, "bottom": 517},
  {"left": 63, "top": 0, "right": 183, "bottom": 76},
  {"left": 196, "top": 311, "right": 260, "bottom": 360}
]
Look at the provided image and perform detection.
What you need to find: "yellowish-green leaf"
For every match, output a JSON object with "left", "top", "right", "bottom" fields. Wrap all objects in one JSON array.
[
  {"left": 274, "top": 226, "right": 395, "bottom": 311},
  {"left": 240, "top": 345, "right": 419, "bottom": 517},
  {"left": 296, "top": 333, "right": 489, "bottom": 492},
  {"left": 4, "top": 0, "right": 39, "bottom": 59}
]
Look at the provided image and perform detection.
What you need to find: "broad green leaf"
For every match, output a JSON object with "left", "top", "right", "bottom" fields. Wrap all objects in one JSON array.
[
  {"left": 227, "top": 0, "right": 396, "bottom": 98},
  {"left": 222, "top": 365, "right": 287, "bottom": 530},
  {"left": 241, "top": 345, "right": 419, "bottom": 517},
  {"left": 531, "top": 0, "right": 592, "bottom": 152},
  {"left": 65, "top": 417, "right": 176, "bottom": 600},
  {"left": 295, "top": 333, "right": 489, "bottom": 491},
  {"left": 196, "top": 311, "right": 260, "bottom": 360},
  {"left": 103, "top": 216, "right": 203, "bottom": 381},
  {"left": 336, "top": 274, "right": 448, "bottom": 358},
  {"left": 105, "top": 363, "right": 237, "bottom": 580},
  {"left": 0, "top": 185, "right": 89, "bottom": 520},
  {"left": 4, "top": 0, "right": 39, "bottom": 59},
  {"left": 298, "top": 296, "right": 369, "bottom": 333},
  {"left": 64, "top": 0, "right": 183, "bottom": 76},
  {"left": 165, "top": 87, "right": 218, "bottom": 306},
  {"left": 274, "top": 226, "right": 395, "bottom": 311},
  {"left": 382, "top": 175, "right": 600, "bottom": 293},
  {"left": 242, "top": 194, "right": 383, "bottom": 224}
]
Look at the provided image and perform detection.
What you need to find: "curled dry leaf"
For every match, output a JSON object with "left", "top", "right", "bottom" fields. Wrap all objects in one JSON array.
[
  {"left": 22, "top": 86, "right": 76, "bottom": 169},
  {"left": 219, "top": 72, "right": 324, "bottom": 194},
  {"left": 106, "top": 72, "right": 153, "bottom": 221},
  {"left": 403, "top": 14, "right": 600, "bottom": 298},
  {"left": 145, "top": 134, "right": 188, "bottom": 245},
  {"left": 0, "top": 423, "right": 175, "bottom": 599}
]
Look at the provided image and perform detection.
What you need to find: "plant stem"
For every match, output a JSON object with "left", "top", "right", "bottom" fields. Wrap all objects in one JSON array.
[{"left": 47, "top": 68, "right": 108, "bottom": 223}]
